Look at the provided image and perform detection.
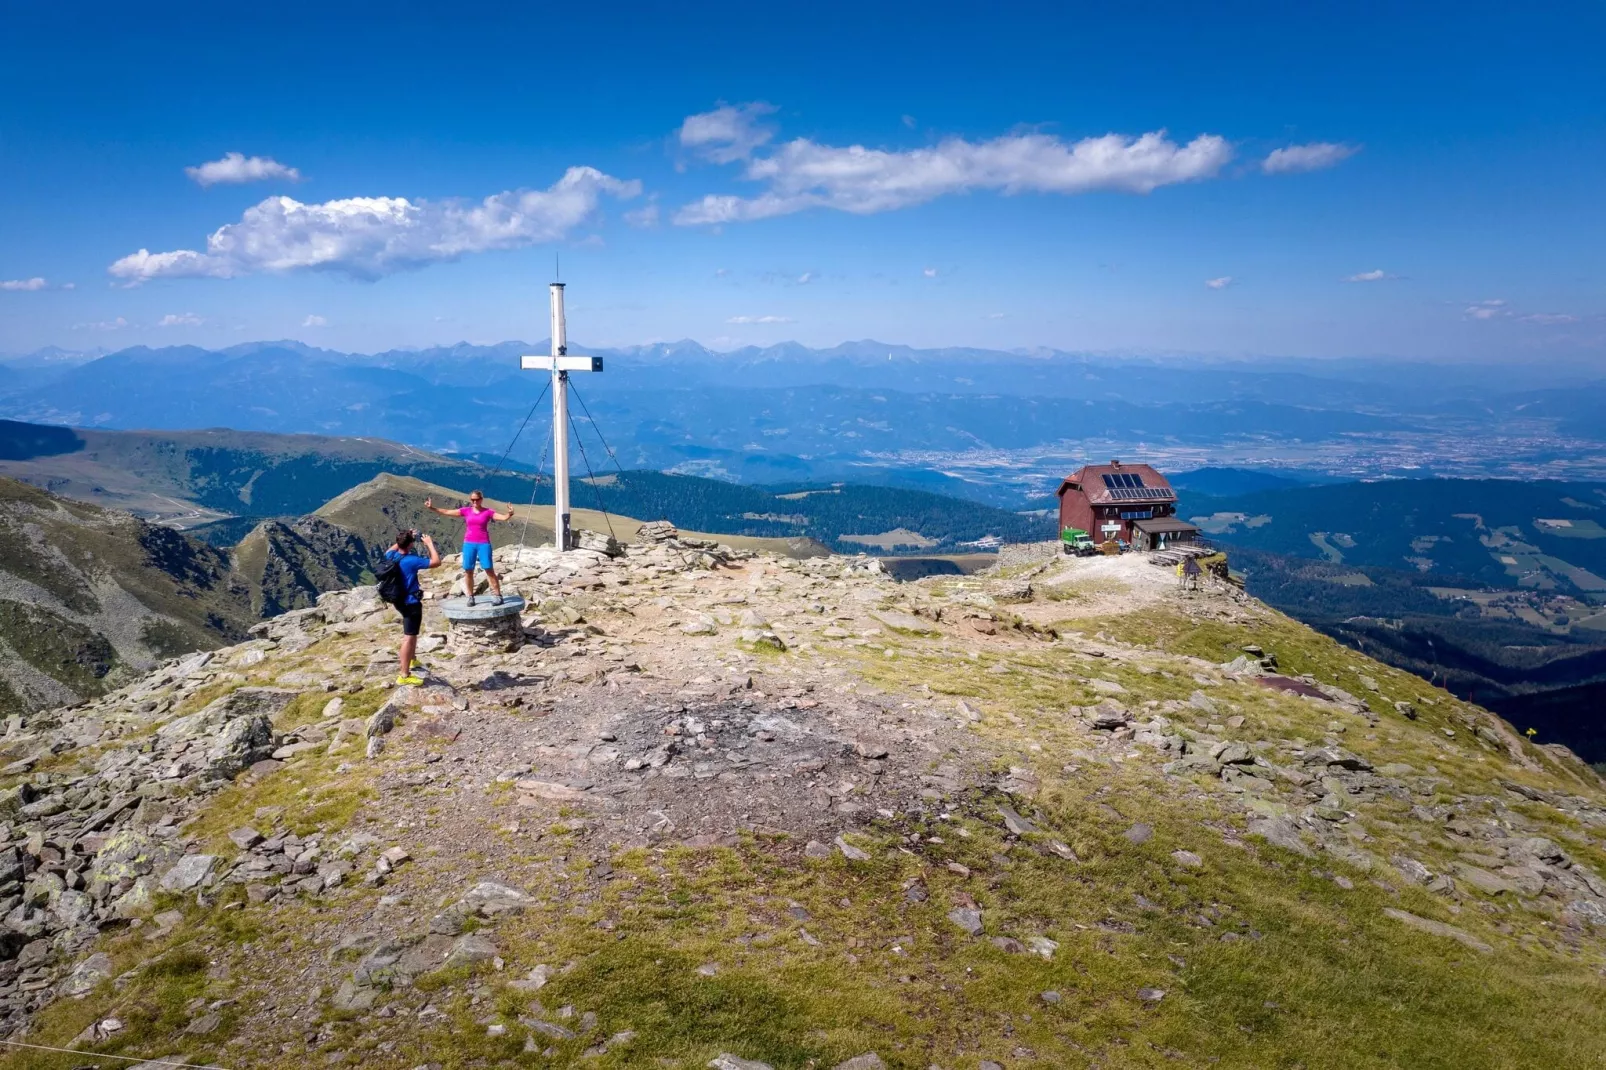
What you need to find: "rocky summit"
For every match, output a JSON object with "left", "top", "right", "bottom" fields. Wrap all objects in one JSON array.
[{"left": 0, "top": 526, "right": 1603, "bottom": 1069}]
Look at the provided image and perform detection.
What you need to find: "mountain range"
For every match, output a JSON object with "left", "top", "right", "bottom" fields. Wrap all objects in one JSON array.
[{"left": 6, "top": 340, "right": 1606, "bottom": 502}]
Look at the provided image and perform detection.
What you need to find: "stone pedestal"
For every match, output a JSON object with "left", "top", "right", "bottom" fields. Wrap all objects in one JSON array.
[{"left": 439, "top": 595, "right": 527, "bottom": 657}]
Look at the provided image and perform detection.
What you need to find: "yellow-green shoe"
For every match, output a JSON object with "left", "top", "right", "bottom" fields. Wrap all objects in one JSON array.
[
  {"left": 396, "top": 674, "right": 424, "bottom": 687},
  {"left": 410, "top": 658, "right": 425, "bottom": 671}
]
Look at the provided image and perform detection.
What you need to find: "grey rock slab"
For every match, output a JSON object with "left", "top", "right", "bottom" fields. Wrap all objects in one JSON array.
[
  {"left": 1454, "top": 863, "right": 1516, "bottom": 896},
  {"left": 1171, "top": 850, "right": 1203, "bottom": 869},
  {"left": 803, "top": 840, "right": 831, "bottom": 860},
  {"left": 709, "top": 1056, "right": 774, "bottom": 1070},
  {"left": 834, "top": 836, "right": 870, "bottom": 862},
  {"left": 1137, "top": 987, "right": 1166, "bottom": 1003},
  {"left": 228, "top": 827, "right": 264, "bottom": 850},
  {"left": 1382, "top": 907, "right": 1493, "bottom": 953},
  {"left": 1122, "top": 823, "right": 1153, "bottom": 845},
  {"left": 1391, "top": 856, "right": 1434, "bottom": 885},
  {"left": 1247, "top": 816, "right": 1313, "bottom": 858},
  {"left": 159, "top": 854, "right": 218, "bottom": 892},
  {"left": 458, "top": 880, "right": 534, "bottom": 916},
  {"left": 1211, "top": 741, "right": 1254, "bottom": 765},
  {"left": 998, "top": 806, "right": 1038, "bottom": 836},
  {"left": 948, "top": 907, "right": 984, "bottom": 936},
  {"left": 444, "top": 933, "right": 499, "bottom": 968},
  {"left": 1026, "top": 935, "right": 1059, "bottom": 959},
  {"left": 832, "top": 1056, "right": 886, "bottom": 1070},
  {"left": 59, "top": 951, "right": 113, "bottom": 997},
  {"left": 204, "top": 713, "right": 278, "bottom": 780},
  {"left": 869, "top": 609, "right": 940, "bottom": 636},
  {"left": 330, "top": 979, "right": 377, "bottom": 1011},
  {"left": 1086, "top": 703, "right": 1131, "bottom": 730}
]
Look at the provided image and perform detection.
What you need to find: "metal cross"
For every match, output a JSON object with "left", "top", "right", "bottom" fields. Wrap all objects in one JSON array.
[{"left": 520, "top": 282, "right": 602, "bottom": 552}]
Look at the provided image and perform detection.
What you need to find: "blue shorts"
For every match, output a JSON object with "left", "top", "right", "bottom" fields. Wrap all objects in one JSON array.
[{"left": 462, "top": 542, "right": 493, "bottom": 571}]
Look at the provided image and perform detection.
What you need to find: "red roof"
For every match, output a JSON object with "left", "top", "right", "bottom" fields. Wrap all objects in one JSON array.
[{"left": 1055, "top": 462, "right": 1176, "bottom": 505}]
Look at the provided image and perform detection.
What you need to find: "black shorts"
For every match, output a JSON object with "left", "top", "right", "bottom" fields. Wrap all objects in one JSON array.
[{"left": 396, "top": 601, "right": 423, "bottom": 637}]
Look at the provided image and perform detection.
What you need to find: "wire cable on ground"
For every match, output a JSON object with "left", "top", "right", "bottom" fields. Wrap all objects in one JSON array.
[{"left": 0, "top": 1039, "right": 228, "bottom": 1069}]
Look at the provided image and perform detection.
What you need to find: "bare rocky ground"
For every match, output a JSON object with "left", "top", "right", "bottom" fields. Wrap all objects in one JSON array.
[{"left": 2, "top": 530, "right": 1605, "bottom": 1068}]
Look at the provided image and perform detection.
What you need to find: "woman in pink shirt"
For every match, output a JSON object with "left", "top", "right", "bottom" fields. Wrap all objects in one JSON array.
[{"left": 424, "top": 490, "right": 515, "bottom": 606}]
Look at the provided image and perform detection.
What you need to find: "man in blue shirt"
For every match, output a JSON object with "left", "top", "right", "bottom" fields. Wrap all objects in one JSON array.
[{"left": 384, "top": 529, "right": 440, "bottom": 686}]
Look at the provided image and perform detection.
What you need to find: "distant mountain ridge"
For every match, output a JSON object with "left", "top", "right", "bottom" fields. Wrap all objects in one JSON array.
[{"left": 9, "top": 340, "right": 1603, "bottom": 502}]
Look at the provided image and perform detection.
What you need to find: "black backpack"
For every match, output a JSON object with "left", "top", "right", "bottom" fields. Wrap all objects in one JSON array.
[{"left": 375, "top": 553, "right": 409, "bottom": 606}]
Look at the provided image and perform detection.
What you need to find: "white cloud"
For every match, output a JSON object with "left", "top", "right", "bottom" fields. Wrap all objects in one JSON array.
[
  {"left": 157, "top": 312, "right": 202, "bottom": 327},
  {"left": 623, "top": 201, "right": 660, "bottom": 228},
  {"left": 1520, "top": 312, "right": 1579, "bottom": 325},
  {"left": 62, "top": 282, "right": 76, "bottom": 290},
  {"left": 1465, "top": 299, "right": 1508, "bottom": 320},
  {"left": 186, "top": 152, "right": 302, "bottom": 187},
  {"left": 1345, "top": 268, "right": 1396, "bottom": 283},
  {"left": 796, "top": 271, "right": 815, "bottom": 284},
  {"left": 1205, "top": 276, "right": 1233, "bottom": 289},
  {"left": 109, "top": 166, "right": 641, "bottom": 284},
  {"left": 714, "top": 268, "right": 729, "bottom": 277},
  {"left": 673, "top": 125, "right": 1234, "bottom": 225},
  {"left": 1261, "top": 142, "right": 1359, "bottom": 174},
  {"left": 0, "top": 277, "right": 47, "bottom": 291},
  {"left": 901, "top": 115, "right": 917, "bottom": 129},
  {"left": 984, "top": 311, "right": 1006, "bottom": 319},
  {"left": 73, "top": 316, "right": 127, "bottom": 331},
  {"left": 727, "top": 315, "right": 793, "bottom": 324},
  {"left": 679, "top": 102, "right": 779, "bottom": 164},
  {"left": 923, "top": 267, "right": 939, "bottom": 278},
  {"left": 302, "top": 314, "right": 329, "bottom": 327}
]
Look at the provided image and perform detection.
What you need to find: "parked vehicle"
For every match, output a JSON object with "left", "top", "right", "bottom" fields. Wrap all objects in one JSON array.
[{"left": 1060, "top": 526, "right": 1097, "bottom": 556}]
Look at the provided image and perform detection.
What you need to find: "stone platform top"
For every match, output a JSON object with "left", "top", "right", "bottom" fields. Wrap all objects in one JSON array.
[{"left": 438, "top": 595, "right": 527, "bottom": 622}]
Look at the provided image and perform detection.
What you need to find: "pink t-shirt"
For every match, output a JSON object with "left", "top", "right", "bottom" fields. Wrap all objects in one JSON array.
[{"left": 459, "top": 506, "right": 495, "bottom": 544}]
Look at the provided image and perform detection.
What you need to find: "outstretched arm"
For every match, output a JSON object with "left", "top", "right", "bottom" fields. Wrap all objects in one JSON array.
[
  {"left": 422, "top": 497, "right": 459, "bottom": 518},
  {"left": 492, "top": 506, "right": 515, "bottom": 522}
]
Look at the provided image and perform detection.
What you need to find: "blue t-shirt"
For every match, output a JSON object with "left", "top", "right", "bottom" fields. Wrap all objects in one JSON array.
[{"left": 385, "top": 549, "right": 431, "bottom": 604}]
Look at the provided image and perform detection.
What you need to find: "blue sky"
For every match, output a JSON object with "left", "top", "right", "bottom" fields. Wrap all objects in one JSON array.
[{"left": 1, "top": 1, "right": 1602, "bottom": 362}]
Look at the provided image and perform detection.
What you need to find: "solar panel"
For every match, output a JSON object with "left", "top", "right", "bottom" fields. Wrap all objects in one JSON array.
[{"left": 1107, "top": 487, "right": 1172, "bottom": 501}]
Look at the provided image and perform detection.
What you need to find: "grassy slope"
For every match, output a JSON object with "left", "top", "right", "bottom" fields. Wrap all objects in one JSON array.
[{"left": 9, "top": 585, "right": 1606, "bottom": 1068}]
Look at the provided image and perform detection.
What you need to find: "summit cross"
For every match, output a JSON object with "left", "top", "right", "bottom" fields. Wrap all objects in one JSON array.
[{"left": 520, "top": 282, "right": 603, "bottom": 552}]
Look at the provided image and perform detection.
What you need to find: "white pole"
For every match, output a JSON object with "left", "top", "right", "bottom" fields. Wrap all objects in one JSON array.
[{"left": 549, "top": 282, "right": 570, "bottom": 552}]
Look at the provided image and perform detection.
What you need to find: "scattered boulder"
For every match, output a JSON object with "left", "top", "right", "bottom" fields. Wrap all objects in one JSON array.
[
  {"left": 948, "top": 908, "right": 984, "bottom": 936},
  {"left": 159, "top": 854, "right": 217, "bottom": 892}
]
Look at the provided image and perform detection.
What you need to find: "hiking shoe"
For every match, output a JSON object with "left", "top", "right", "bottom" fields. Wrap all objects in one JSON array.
[
  {"left": 396, "top": 674, "right": 425, "bottom": 687},
  {"left": 466, "top": 596, "right": 477, "bottom": 607},
  {"left": 493, "top": 595, "right": 504, "bottom": 606},
  {"left": 410, "top": 658, "right": 425, "bottom": 671}
]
